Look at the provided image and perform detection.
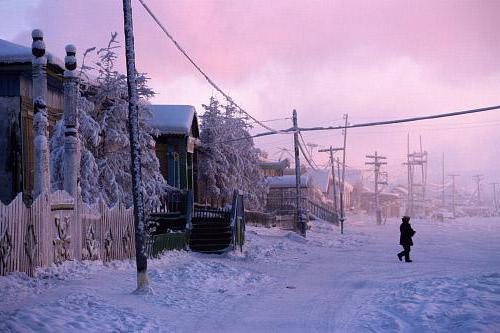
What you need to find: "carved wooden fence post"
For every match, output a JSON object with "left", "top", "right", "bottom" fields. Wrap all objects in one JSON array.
[
  {"left": 63, "top": 44, "right": 80, "bottom": 197},
  {"left": 32, "top": 29, "right": 50, "bottom": 198}
]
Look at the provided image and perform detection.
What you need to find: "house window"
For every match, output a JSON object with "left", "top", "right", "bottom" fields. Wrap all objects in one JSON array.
[{"left": 167, "top": 149, "right": 180, "bottom": 188}]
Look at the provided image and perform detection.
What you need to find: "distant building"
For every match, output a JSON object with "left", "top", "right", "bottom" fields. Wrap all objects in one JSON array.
[
  {"left": 356, "top": 189, "right": 402, "bottom": 218},
  {"left": 305, "top": 168, "right": 353, "bottom": 209},
  {"left": 257, "top": 159, "right": 290, "bottom": 177},
  {"left": 148, "top": 105, "right": 200, "bottom": 198},
  {"left": 0, "top": 39, "right": 64, "bottom": 203},
  {"left": 265, "top": 175, "right": 309, "bottom": 215}
]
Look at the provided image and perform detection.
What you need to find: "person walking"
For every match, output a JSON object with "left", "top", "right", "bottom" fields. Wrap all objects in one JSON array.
[{"left": 397, "top": 216, "right": 416, "bottom": 262}]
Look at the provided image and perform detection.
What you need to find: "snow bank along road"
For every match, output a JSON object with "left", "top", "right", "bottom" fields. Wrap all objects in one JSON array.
[{"left": 1, "top": 215, "right": 499, "bottom": 332}]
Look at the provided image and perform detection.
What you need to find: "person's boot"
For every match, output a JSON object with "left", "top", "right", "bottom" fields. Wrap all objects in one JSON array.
[
  {"left": 397, "top": 253, "right": 403, "bottom": 261},
  {"left": 405, "top": 256, "right": 412, "bottom": 262}
]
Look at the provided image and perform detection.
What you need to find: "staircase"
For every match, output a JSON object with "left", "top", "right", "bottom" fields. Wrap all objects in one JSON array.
[
  {"left": 188, "top": 209, "right": 233, "bottom": 253},
  {"left": 150, "top": 190, "right": 245, "bottom": 255}
]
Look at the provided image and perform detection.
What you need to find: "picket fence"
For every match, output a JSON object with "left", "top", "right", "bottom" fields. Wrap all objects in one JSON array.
[{"left": 0, "top": 190, "right": 134, "bottom": 277}]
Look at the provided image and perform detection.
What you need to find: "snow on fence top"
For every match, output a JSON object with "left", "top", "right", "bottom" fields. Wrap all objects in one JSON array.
[
  {"left": 148, "top": 104, "right": 197, "bottom": 136},
  {"left": 267, "top": 175, "right": 309, "bottom": 188},
  {"left": 0, "top": 39, "right": 64, "bottom": 69}
]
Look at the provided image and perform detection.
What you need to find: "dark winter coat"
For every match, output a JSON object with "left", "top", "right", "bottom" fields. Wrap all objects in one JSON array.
[{"left": 399, "top": 221, "right": 415, "bottom": 246}]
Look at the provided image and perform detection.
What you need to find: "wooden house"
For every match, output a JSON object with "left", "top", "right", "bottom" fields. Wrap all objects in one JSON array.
[
  {"left": 257, "top": 159, "right": 290, "bottom": 177},
  {"left": 305, "top": 168, "right": 353, "bottom": 209},
  {"left": 149, "top": 105, "right": 200, "bottom": 198},
  {"left": 0, "top": 39, "right": 64, "bottom": 204},
  {"left": 357, "top": 189, "right": 402, "bottom": 218}
]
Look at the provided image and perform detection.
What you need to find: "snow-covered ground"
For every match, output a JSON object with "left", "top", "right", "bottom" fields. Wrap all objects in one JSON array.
[{"left": 1, "top": 215, "right": 499, "bottom": 332}]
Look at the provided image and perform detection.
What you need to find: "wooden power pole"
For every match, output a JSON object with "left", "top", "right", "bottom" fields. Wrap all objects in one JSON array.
[
  {"left": 366, "top": 151, "right": 387, "bottom": 224},
  {"left": 123, "top": 0, "right": 149, "bottom": 292},
  {"left": 292, "top": 110, "right": 305, "bottom": 237},
  {"left": 442, "top": 153, "right": 445, "bottom": 208},
  {"left": 491, "top": 182, "right": 498, "bottom": 213},
  {"left": 318, "top": 146, "right": 344, "bottom": 213},
  {"left": 448, "top": 174, "right": 459, "bottom": 218},
  {"left": 339, "top": 114, "right": 348, "bottom": 234},
  {"left": 472, "top": 174, "right": 483, "bottom": 205}
]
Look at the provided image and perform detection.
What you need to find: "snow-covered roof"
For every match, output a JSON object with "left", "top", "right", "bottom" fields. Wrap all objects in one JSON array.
[
  {"left": 148, "top": 105, "right": 198, "bottom": 136},
  {"left": 305, "top": 169, "right": 331, "bottom": 193},
  {"left": 0, "top": 39, "right": 64, "bottom": 69},
  {"left": 267, "top": 175, "right": 308, "bottom": 188},
  {"left": 258, "top": 159, "right": 290, "bottom": 170}
]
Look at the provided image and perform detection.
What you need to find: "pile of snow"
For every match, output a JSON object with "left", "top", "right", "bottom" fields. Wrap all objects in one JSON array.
[{"left": 1, "top": 215, "right": 499, "bottom": 332}]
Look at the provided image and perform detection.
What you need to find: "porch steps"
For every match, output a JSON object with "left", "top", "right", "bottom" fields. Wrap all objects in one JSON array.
[{"left": 188, "top": 220, "right": 233, "bottom": 253}]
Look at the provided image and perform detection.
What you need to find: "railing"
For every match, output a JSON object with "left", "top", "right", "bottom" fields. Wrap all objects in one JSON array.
[
  {"left": 192, "top": 206, "right": 230, "bottom": 223},
  {"left": 304, "top": 198, "right": 339, "bottom": 224},
  {"left": 146, "top": 190, "right": 193, "bottom": 258},
  {"left": 266, "top": 192, "right": 338, "bottom": 225},
  {"left": 154, "top": 189, "right": 187, "bottom": 214}
]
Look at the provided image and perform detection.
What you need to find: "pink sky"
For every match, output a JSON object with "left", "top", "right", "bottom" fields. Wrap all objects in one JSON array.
[{"left": 2, "top": 0, "right": 500, "bottom": 190}]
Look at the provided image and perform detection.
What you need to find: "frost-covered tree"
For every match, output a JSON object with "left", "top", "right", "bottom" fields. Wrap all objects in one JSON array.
[
  {"left": 198, "top": 97, "right": 267, "bottom": 210},
  {"left": 50, "top": 33, "right": 166, "bottom": 210}
]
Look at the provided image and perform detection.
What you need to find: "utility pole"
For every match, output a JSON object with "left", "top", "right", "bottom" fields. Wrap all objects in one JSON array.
[
  {"left": 306, "top": 142, "right": 318, "bottom": 158},
  {"left": 472, "top": 174, "right": 483, "bottom": 205},
  {"left": 491, "top": 183, "right": 498, "bottom": 213},
  {"left": 366, "top": 151, "right": 387, "bottom": 224},
  {"left": 442, "top": 153, "right": 445, "bottom": 208},
  {"left": 448, "top": 174, "right": 459, "bottom": 218},
  {"left": 318, "top": 146, "right": 344, "bottom": 212},
  {"left": 339, "top": 114, "right": 349, "bottom": 234},
  {"left": 292, "top": 110, "right": 305, "bottom": 237},
  {"left": 123, "top": 0, "right": 149, "bottom": 293},
  {"left": 336, "top": 156, "right": 342, "bottom": 228},
  {"left": 406, "top": 134, "right": 412, "bottom": 215},
  {"left": 405, "top": 135, "right": 427, "bottom": 217}
]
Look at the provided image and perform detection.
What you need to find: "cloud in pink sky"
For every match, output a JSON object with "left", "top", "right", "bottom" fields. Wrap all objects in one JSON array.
[{"left": 2, "top": 0, "right": 500, "bottom": 187}]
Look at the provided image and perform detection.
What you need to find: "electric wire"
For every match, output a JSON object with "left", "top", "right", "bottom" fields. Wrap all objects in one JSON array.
[
  {"left": 298, "top": 131, "right": 320, "bottom": 169},
  {"left": 137, "top": 0, "right": 278, "bottom": 133},
  {"left": 297, "top": 139, "right": 319, "bottom": 170},
  {"left": 220, "top": 104, "right": 500, "bottom": 144}
]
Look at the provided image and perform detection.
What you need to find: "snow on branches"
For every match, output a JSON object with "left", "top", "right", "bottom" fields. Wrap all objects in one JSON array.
[
  {"left": 50, "top": 33, "right": 166, "bottom": 210},
  {"left": 198, "top": 97, "right": 267, "bottom": 210}
]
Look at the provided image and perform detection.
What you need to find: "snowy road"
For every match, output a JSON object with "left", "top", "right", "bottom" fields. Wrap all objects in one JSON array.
[{"left": 1, "top": 215, "right": 499, "bottom": 332}]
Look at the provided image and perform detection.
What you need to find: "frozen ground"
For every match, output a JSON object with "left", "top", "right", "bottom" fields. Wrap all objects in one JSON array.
[{"left": 1, "top": 214, "right": 499, "bottom": 332}]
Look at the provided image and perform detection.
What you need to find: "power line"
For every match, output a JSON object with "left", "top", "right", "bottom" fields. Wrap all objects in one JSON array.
[
  {"left": 250, "top": 117, "right": 292, "bottom": 123},
  {"left": 223, "top": 104, "right": 500, "bottom": 143},
  {"left": 298, "top": 131, "right": 320, "bottom": 169},
  {"left": 298, "top": 104, "right": 500, "bottom": 132},
  {"left": 137, "top": 0, "right": 277, "bottom": 133},
  {"left": 298, "top": 139, "right": 318, "bottom": 170}
]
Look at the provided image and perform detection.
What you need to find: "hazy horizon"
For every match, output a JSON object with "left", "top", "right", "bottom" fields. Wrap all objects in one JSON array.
[{"left": 2, "top": 0, "right": 499, "bottom": 190}]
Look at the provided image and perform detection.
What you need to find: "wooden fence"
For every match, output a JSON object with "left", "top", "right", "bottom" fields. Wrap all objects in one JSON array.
[{"left": 0, "top": 190, "right": 134, "bottom": 277}]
